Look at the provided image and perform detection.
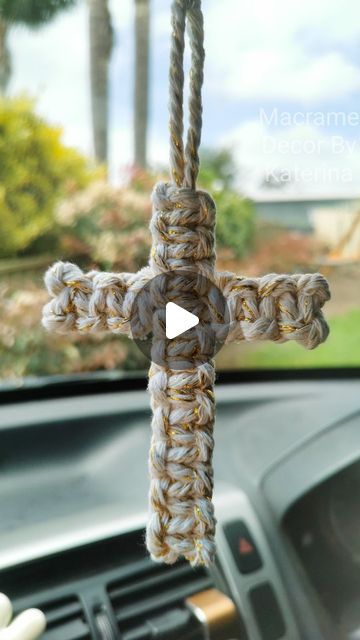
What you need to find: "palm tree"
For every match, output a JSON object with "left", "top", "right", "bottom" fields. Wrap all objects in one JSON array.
[
  {"left": 0, "top": 16, "right": 10, "bottom": 92},
  {"left": 88, "top": 0, "right": 113, "bottom": 163},
  {"left": 0, "top": 0, "right": 76, "bottom": 93},
  {"left": 134, "top": 0, "right": 150, "bottom": 169},
  {"left": 0, "top": 0, "right": 113, "bottom": 165}
]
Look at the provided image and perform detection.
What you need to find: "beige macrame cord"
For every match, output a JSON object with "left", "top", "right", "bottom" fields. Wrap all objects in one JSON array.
[{"left": 42, "top": 0, "right": 330, "bottom": 567}]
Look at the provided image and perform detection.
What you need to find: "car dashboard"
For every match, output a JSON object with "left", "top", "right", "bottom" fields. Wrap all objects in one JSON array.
[{"left": 0, "top": 379, "right": 359, "bottom": 640}]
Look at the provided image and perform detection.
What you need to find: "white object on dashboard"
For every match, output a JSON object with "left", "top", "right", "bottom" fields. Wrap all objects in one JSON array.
[{"left": 0, "top": 595, "right": 46, "bottom": 640}]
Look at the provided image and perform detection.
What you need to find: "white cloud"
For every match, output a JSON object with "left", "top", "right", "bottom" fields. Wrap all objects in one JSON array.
[
  {"left": 109, "top": 124, "right": 168, "bottom": 183},
  {"left": 6, "top": 0, "right": 360, "bottom": 192},
  {"left": 7, "top": 0, "right": 170, "bottom": 179},
  {"left": 222, "top": 119, "right": 360, "bottom": 196},
  {"left": 109, "top": 0, "right": 132, "bottom": 28},
  {"left": 211, "top": 50, "right": 360, "bottom": 103},
  {"left": 206, "top": 0, "right": 360, "bottom": 103},
  {"left": 9, "top": 0, "right": 92, "bottom": 155}
]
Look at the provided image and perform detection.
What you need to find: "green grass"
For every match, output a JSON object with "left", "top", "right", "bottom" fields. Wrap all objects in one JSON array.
[{"left": 217, "top": 307, "right": 360, "bottom": 369}]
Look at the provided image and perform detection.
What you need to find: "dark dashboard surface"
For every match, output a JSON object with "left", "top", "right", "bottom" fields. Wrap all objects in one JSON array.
[
  {"left": 0, "top": 379, "right": 359, "bottom": 569},
  {"left": 285, "top": 459, "right": 360, "bottom": 640}
]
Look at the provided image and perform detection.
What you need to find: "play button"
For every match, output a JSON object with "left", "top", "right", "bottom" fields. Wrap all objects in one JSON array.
[
  {"left": 165, "top": 302, "right": 199, "bottom": 339},
  {"left": 130, "top": 270, "right": 230, "bottom": 369}
]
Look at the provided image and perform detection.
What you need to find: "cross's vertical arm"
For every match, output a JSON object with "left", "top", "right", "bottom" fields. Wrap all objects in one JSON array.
[
  {"left": 146, "top": 183, "right": 218, "bottom": 566},
  {"left": 144, "top": 0, "right": 222, "bottom": 566}
]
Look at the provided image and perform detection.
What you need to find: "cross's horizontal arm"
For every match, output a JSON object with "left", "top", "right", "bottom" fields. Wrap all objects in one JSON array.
[
  {"left": 42, "top": 261, "right": 152, "bottom": 338},
  {"left": 217, "top": 271, "right": 330, "bottom": 350}
]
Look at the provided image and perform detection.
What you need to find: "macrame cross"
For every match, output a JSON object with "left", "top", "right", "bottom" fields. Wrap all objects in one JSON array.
[{"left": 42, "top": 0, "right": 330, "bottom": 567}]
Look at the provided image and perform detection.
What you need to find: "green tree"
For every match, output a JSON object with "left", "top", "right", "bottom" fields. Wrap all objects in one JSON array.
[
  {"left": 199, "top": 149, "right": 255, "bottom": 258},
  {"left": 0, "top": 96, "right": 95, "bottom": 258},
  {"left": 0, "top": 0, "right": 114, "bottom": 164},
  {"left": 0, "top": 17, "right": 10, "bottom": 91},
  {"left": 134, "top": 0, "right": 150, "bottom": 168},
  {"left": 88, "top": 0, "right": 113, "bottom": 163},
  {"left": 0, "top": 0, "right": 75, "bottom": 93}
]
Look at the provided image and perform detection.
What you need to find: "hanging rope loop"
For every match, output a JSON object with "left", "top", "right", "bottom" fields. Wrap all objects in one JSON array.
[{"left": 169, "top": 0, "right": 204, "bottom": 190}]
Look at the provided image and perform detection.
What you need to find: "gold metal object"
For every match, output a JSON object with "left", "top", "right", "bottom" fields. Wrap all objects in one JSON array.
[{"left": 186, "top": 588, "right": 241, "bottom": 640}]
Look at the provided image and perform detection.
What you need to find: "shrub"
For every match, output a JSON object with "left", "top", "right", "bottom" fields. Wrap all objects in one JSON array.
[
  {"left": 0, "top": 0, "right": 76, "bottom": 25},
  {"left": 199, "top": 149, "right": 255, "bottom": 258},
  {"left": 0, "top": 96, "right": 96, "bottom": 258},
  {"left": 0, "top": 274, "right": 147, "bottom": 380},
  {"left": 56, "top": 179, "right": 152, "bottom": 271},
  {"left": 55, "top": 152, "right": 255, "bottom": 273},
  {"left": 214, "top": 190, "right": 255, "bottom": 259}
]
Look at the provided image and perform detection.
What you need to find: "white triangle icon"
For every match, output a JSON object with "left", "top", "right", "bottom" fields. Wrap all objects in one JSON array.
[{"left": 165, "top": 302, "right": 199, "bottom": 339}]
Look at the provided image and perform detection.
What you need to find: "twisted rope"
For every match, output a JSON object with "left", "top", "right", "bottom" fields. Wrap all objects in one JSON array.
[{"left": 169, "top": 0, "right": 204, "bottom": 189}]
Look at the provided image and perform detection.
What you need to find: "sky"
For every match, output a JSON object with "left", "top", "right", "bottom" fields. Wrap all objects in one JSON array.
[{"left": 8, "top": 0, "right": 360, "bottom": 196}]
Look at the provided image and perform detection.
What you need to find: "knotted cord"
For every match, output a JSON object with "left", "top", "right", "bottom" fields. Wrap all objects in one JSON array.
[{"left": 145, "top": 0, "right": 218, "bottom": 566}]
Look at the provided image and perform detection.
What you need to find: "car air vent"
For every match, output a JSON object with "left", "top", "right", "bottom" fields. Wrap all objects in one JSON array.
[
  {"left": 108, "top": 559, "right": 213, "bottom": 640},
  {"left": 39, "top": 596, "right": 90, "bottom": 640}
]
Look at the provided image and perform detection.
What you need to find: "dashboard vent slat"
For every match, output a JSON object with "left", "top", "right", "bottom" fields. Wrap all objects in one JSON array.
[
  {"left": 108, "top": 558, "right": 213, "bottom": 639},
  {"left": 39, "top": 596, "right": 90, "bottom": 640},
  {"left": 42, "top": 599, "right": 83, "bottom": 625},
  {"left": 109, "top": 563, "right": 192, "bottom": 600}
]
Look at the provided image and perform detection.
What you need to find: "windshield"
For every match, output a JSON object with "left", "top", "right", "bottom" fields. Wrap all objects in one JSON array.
[{"left": 0, "top": 0, "right": 359, "bottom": 383}]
